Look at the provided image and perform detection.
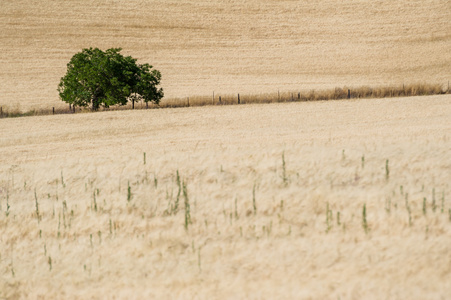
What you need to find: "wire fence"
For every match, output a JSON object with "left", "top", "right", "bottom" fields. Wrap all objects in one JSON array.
[{"left": 1, "top": 82, "right": 449, "bottom": 119}]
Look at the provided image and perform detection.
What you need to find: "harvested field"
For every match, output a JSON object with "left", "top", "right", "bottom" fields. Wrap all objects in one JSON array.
[
  {"left": 1, "top": 95, "right": 451, "bottom": 298},
  {"left": 1, "top": 0, "right": 450, "bottom": 112}
]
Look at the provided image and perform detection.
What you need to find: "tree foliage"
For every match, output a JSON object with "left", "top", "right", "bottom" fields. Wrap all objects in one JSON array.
[{"left": 58, "top": 48, "right": 163, "bottom": 110}]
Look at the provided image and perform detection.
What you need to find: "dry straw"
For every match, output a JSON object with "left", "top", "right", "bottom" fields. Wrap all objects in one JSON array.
[{"left": 0, "top": 83, "right": 448, "bottom": 118}]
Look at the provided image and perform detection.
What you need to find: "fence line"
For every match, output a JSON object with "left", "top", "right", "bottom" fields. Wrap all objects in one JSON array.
[{"left": 0, "top": 82, "right": 449, "bottom": 119}]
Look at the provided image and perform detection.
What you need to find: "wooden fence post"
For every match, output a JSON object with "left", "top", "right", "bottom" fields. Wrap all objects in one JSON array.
[
  {"left": 53, "top": 107, "right": 55, "bottom": 114},
  {"left": 146, "top": 102, "right": 149, "bottom": 109},
  {"left": 238, "top": 94, "right": 240, "bottom": 104},
  {"left": 187, "top": 97, "right": 190, "bottom": 107},
  {"left": 298, "top": 93, "right": 300, "bottom": 100},
  {"left": 0, "top": 107, "right": 2, "bottom": 118},
  {"left": 219, "top": 96, "right": 222, "bottom": 104},
  {"left": 132, "top": 100, "right": 134, "bottom": 110},
  {"left": 347, "top": 89, "right": 351, "bottom": 99}
]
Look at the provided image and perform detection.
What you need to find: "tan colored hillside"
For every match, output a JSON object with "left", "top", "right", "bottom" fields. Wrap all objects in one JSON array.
[
  {"left": 1, "top": 1, "right": 451, "bottom": 298},
  {"left": 1, "top": 0, "right": 450, "bottom": 111},
  {"left": 1, "top": 95, "right": 451, "bottom": 298}
]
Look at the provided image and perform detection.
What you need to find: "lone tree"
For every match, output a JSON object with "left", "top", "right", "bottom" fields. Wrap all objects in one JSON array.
[{"left": 58, "top": 48, "right": 163, "bottom": 110}]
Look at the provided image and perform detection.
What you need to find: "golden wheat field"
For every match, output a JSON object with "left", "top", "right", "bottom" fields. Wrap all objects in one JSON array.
[
  {"left": 1, "top": 95, "right": 451, "bottom": 299},
  {"left": 1, "top": 0, "right": 450, "bottom": 112},
  {"left": 1, "top": 0, "right": 451, "bottom": 299}
]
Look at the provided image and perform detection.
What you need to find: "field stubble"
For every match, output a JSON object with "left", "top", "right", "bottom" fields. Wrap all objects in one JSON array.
[
  {"left": 1, "top": 95, "right": 451, "bottom": 298},
  {"left": 1, "top": 0, "right": 450, "bottom": 112}
]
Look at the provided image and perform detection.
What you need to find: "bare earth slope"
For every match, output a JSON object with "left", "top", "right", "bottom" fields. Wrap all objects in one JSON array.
[
  {"left": 1, "top": 0, "right": 450, "bottom": 111},
  {"left": 1, "top": 95, "right": 451, "bottom": 298}
]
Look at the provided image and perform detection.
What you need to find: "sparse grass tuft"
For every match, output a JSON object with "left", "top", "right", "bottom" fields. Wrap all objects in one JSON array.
[
  {"left": 48, "top": 256, "right": 52, "bottom": 271},
  {"left": 423, "top": 197, "right": 427, "bottom": 215},
  {"left": 326, "top": 202, "right": 333, "bottom": 232},
  {"left": 127, "top": 181, "right": 132, "bottom": 202},
  {"left": 61, "top": 171, "right": 65, "bottom": 188},
  {"left": 183, "top": 181, "right": 191, "bottom": 230},
  {"left": 281, "top": 152, "right": 287, "bottom": 184},
  {"left": 5, "top": 190, "right": 10, "bottom": 217},
  {"left": 93, "top": 192, "right": 97, "bottom": 212},
  {"left": 362, "top": 203, "right": 369, "bottom": 234},
  {"left": 175, "top": 170, "right": 181, "bottom": 213},
  {"left": 385, "top": 160, "right": 390, "bottom": 181},
  {"left": 35, "top": 189, "right": 40, "bottom": 223}
]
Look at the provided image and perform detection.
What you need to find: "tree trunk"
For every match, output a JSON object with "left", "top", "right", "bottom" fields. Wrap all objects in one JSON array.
[
  {"left": 92, "top": 96, "right": 97, "bottom": 111},
  {"left": 92, "top": 95, "right": 101, "bottom": 111},
  {"left": 92, "top": 87, "right": 101, "bottom": 111}
]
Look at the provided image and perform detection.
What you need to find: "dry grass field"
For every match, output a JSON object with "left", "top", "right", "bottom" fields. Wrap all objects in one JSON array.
[
  {"left": 1, "top": 0, "right": 451, "bottom": 299},
  {"left": 1, "top": 0, "right": 450, "bottom": 112},
  {"left": 1, "top": 95, "right": 451, "bottom": 298}
]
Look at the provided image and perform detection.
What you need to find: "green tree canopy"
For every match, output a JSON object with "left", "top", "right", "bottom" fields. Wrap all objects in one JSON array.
[{"left": 58, "top": 48, "right": 163, "bottom": 110}]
